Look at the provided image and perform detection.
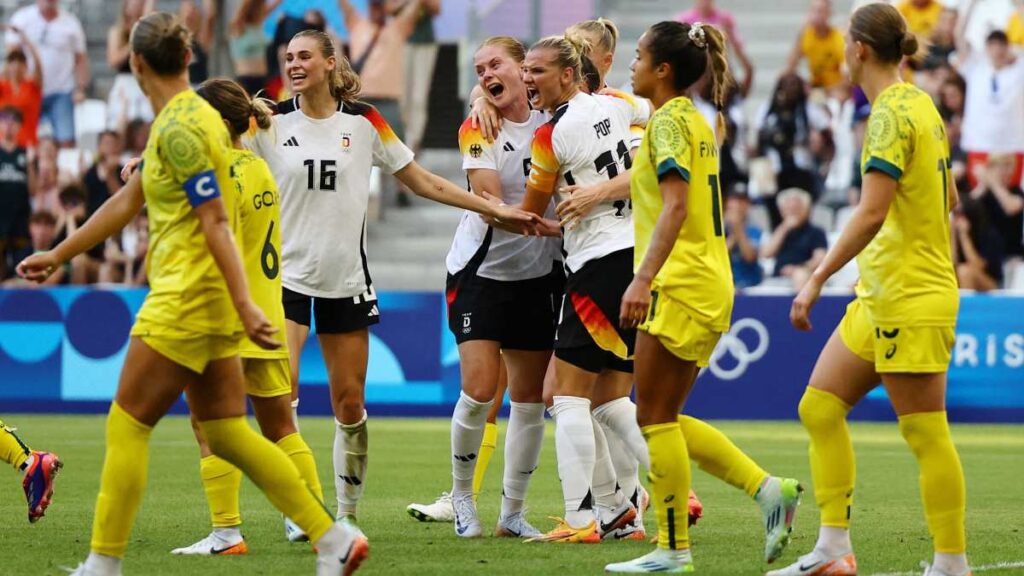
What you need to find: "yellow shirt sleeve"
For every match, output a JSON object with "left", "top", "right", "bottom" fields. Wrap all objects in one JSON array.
[
  {"left": 648, "top": 111, "right": 692, "bottom": 182},
  {"left": 862, "top": 99, "right": 911, "bottom": 180}
]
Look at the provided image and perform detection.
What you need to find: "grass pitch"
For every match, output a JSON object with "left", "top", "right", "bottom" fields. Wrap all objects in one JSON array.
[{"left": 1, "top": 416, "right": 1022, "bottom": 575}]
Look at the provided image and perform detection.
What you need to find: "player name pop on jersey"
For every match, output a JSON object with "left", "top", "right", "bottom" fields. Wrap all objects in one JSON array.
[
  {"left": 228, "top": 148, "right": 288, "bottom": 358},
  {"left": 244, "top": 97, "right": 414, "bottom": 300},
  {"left": 632, "top": 96, "right": 733, "bottom": 332},
  {"left": 447, "top": 111, "right": 560, "bottom": 281},
  {"left": 137, "top": 89, "right": 240, "bottom": 335},
  {"left": 858, "top": 82, "right": 958, "bottom": 326},
  {"left": 527, "top": 91, "right": 649, "bottom": 273}
]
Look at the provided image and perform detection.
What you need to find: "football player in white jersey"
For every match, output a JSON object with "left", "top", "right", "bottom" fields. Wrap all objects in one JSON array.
[
  {"left": 510, "top": 32, "right": 650, "bottom": 543},
  {"left": 244, "top": 29, "right": 535, "bottom": 537},
  {"left": 430, "top": 35, "right": 564, "bottom": 540}
]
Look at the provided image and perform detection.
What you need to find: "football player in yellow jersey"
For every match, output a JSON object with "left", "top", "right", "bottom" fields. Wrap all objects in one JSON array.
[
  {"left": 606, "top": 21, "right": 802, "bottom": 574},
  {"left": 775, "top": 5, "right": 969, "bottom": 576},
  {"left": 17, "top": 13, "right": 366, "bottom": 576},
  {"left": 163, "top": 78, "right": 327, "bottom": 555}
]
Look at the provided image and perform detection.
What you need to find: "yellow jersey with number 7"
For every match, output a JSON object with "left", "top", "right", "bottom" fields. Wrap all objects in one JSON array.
[
  {"left": 229, "top": 148, "right": 288, "bottom": 358},
  {"left": 858, "top": 82, "right": 958, "bottom": 326},
  {"left": 135, "top": 89, "right": 241, "bottom": 335},
  {"left": 631, "top": 96, "right": 733, "bottom": 333}
]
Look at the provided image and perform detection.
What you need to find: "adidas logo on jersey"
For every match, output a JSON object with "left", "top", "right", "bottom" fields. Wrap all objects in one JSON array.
[
  {"left": 503, "top": 142, "right": 515, "bottom": 152},
  {"left": 368, "top": 305, "right": 379, "bottom": 317},
  {"left": 283, "top": 136, "right": 299, "bottom": 147}
]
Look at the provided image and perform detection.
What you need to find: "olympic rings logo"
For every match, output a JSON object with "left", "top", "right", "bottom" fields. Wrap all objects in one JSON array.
[{"left": 706, "top": 318, "right": 769, "bottom": 380}]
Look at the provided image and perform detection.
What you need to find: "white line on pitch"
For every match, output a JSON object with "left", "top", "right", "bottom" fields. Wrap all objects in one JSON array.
[{"left": 870, "top": 560, "right": 1024, "bottom": 576}]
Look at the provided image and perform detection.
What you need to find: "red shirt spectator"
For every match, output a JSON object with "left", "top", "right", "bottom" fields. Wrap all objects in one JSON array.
[{"left": 0, "top": 34, "right": 43, "bottom": 148}]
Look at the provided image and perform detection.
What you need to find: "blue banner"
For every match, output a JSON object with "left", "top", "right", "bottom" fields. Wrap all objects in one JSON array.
[{"left": 0, "top": 288, "right": 1021, "bottom": 422}]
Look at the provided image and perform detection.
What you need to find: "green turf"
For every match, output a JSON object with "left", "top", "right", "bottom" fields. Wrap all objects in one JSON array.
[{"left": 1, "top": 416, "right": 1022, "bottom": 575}]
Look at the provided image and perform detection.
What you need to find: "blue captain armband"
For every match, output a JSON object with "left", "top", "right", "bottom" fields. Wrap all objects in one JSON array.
[{"left": 184, "top": 170, "right": 221, "bottom": 208}]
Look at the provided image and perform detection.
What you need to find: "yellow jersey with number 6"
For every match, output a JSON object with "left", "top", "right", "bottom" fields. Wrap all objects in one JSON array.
[
  {"left": 631, "top": 96, "right": 733, "bottom": 332},
  {"left": 858, "top": 82, "right": 958, "bottom": 326},
  {"left": 135, "top": 89, "right": 240, "bottom": 335},
  {"left": 229, "top": 148, "right": 288, "bottom": 358}
]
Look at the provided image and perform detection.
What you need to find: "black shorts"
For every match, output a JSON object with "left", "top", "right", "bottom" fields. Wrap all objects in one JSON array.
[
  {"left": 283, "top": 286, "right": 381, "bottom": 334},
  {"left": 554, "top": 248, "right": 635, "bottom": 374},
  {"left": 446, "top": 266, "right": 558, "bottom": 351}
]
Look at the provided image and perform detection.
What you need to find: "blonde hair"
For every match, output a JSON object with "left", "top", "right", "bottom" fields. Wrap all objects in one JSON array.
[
  {"left": 566, "top": 18, "right": 619, "bottom": 54},
  {"left": 530, "top": 32, "right": 592, "bottom": 85},
  {"left": 130, "top": 12, "right": 192, "bottom": 76},
  {"left": 196, "top": 78, "right": 273, "bottom": 138},
  {"left": 291, "top": 30, "right": 361, "bottom": 104},
  {"left": 478, "top": 36, "right": 526, "bottom": 63}
]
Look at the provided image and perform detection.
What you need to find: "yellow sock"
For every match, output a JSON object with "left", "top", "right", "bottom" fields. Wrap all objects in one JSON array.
[
  {"left": 677, "top": 416, "right": 768, "bottom": 497},
  {"left": 0, "top": 419, "right": 31, "bottom": 470},
  {"left": 200, "top": 455, "right": 242, "bottom": 528},
  {"left": 473, "top": 421, "right": 498, "bottom": 499},
  {"left": 643, "top": 422, "right": 690, "bottom": 551},
  {"left": 91, "top": 403, "right": 153, "bottom": 557},
  {"left": 798, "top": 387, "right": 855, "bottom": 527},
  {"left": 898, "top": 411, "right": 966, "bottom": 553},
  {"left": 276, "top": 432, "right": 324, "bottom": 502},
  {"left": 198, "top": 417, "right": 333, "bottom": 542}
]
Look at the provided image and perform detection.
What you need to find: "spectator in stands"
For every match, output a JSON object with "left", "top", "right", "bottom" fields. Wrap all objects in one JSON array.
[
  {"left": 402, "top": 0, "right": 441, "bottom": 155},
  {"left": 676, "top": 0, "right": 755, "bottom": 96},
  {"left": 725, "top": 190, "right": 763, "bottom": 289},
  {"left": 229, "top": 0, "right": 281, "bottom": 96},
  {"left": 1008, "top": 0, "right": 1023, "bottom": 47},
  {"left": 938, "top": 73, "right": 966, "bottom": 120},
  {"left": 970, "top": 153, "right": 1024, "bottom": 259},
  {"left": 106, "top": 0, "right": 154, "bottom": 129},
  {"left": 756, "top": 72, "right": 821, "bottom": 226},
  {"left": 760, "top": 187, "right": 827, "bottom": 290},
  {"left": 956, "top": 0, "right": 1024, "bottom": 189},
  {"left": 6, "top": 0, "right": 89, "bottom": 148},
  {"left": 0, "top": 28, "right": 42, "bottom": 148},
  {"left": 12, "top": 210, "right": 63, "bottom": 285},
  {"left": 922, "top": 8, "right": 957, "bottom": 70},
  {"left": 0, "top": 107, "right": 31, "bottom": 279},
  {"left": 82, "top": 130, "right": 123, "bottom": 219},
  {"left": 897, "top": 0, "right": 943, "bottom": 39},
  {"left": 341, "top": 0, "right": 422, "bottom": 206},
  {"left": 52, "top": 181, "right": 96, "bottom": 283},
  {"left": 953, "top": 198, "right": 1004, "bottom": 291},
  {"left": 122, "top": 118, "right": 150, "bottom": 164},
  {"left": 784, "top": 0, "right": 846, "bottom": 91},
  {"left": 181, "top": 0, "right": 216, "bottom": 85},
  {"left": 101, "top": 210, "right": 147, "bottom": 286},
  {"left": 32, "top": 136, "right": 61, "bottom": 214}
]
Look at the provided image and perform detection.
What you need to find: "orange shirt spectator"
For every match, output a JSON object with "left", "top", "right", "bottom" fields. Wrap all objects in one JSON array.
[{"left": 0, "top": 35, "right": 43, "bottom": 148}]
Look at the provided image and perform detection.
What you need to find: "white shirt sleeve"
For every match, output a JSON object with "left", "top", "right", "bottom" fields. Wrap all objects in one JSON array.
[{"left": 370, "top": 117, "right": 415, "bottom": 174}]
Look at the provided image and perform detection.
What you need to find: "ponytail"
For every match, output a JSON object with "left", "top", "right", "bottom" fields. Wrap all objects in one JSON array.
[{"left": 702, "top": 25, "right": 732, "bottom": 142}]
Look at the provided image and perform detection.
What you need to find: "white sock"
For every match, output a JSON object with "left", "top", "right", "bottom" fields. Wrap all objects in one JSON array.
[
  {"left": 500, "top": 401, "right": 545, "bottom": 519},
  {"left": 591, "top": 415, "right": 619, "bottom": 510},
  {"left": 83, "top": 552, "right": 121, "bottom": 576},
  {"left": 212, "top": 526, "right": 243, "bottom": 543},
  {"left": 601, "top": 420, "right": 640, "bottom": 509},
  {"left": 548, "top": 396, "right": 595, "bottom": 528},
  {"left": 291, "top": 399, "right": 300, "bottom": 432},
  {"left": 933, "top": 552, "right": 969, "bottom": 575},
  {"left": 450, "top": 391, "right": 493, "bottom": 496},
  {"left": 334, "top": 411, "right": 368, "bottom": 518},
  {"left": 593, "top": 397, "right": 649, "bottom": 469},
  {"left": 814, "top": 526, "right": 853, "bottom": 557}
]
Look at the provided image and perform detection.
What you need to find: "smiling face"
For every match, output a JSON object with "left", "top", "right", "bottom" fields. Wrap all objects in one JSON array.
[
  {"left": 523, "top": 47, "right": 573, "bottom": 112},
  {"left": 474, "top": 43, "right": 525, "bottom": 111},
  {"left": 286, "top": 35, "right": 334, "bottom": 95},
  {"left": 630, "top": 32, "right": 658, "bottom": 99}
]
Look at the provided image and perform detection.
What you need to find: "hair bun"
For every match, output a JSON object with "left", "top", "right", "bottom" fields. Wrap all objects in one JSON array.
[{"left": 899, "top": 32, "right": 919, "bottom": 56}]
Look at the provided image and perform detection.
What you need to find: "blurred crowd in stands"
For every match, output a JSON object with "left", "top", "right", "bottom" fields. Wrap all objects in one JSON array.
[{"left": 0, "top": 0, "right": 1022, "bottom": 293}]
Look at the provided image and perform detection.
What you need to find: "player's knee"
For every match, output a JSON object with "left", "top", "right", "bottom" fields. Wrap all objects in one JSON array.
[
  {"left": 898, "top": 415, "right": 941, "bottom": 457},
  {"left": 334, "top": 393, "right": 365, "bottom": 423},
  {"left": 798, "top": 389, "right": 835, "bottom": 432}
]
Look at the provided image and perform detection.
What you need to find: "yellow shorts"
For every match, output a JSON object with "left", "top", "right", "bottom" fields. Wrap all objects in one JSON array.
[
  {"left": 838, "top": 299, "right": 954, "bottom": 374},
  {"left": 242, "top": 357, "right": 292, "bottom": 398},
  {"left": 640, "top": 291, "right": 722, "bottom": 367},
  {"left": 131, "top": 319, "right": 241, "bottom": 374}
]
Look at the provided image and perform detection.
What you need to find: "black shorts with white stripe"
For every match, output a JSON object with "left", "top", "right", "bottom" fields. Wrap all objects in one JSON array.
[{"left": 283, "top": 286, "right": 381, "bottom": 334}]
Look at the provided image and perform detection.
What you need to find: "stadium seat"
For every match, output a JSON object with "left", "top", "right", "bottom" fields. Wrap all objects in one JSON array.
[
  {"left": 811, "top": 205, "right": 834, "bottom": 232},
  {"left": 1004, "top": 258, "right": 1024, "bottom": 292},
  {"left": 57, "top": 148, "right": 92, "bottom": 179},
  {"left": 748, "top": 204, "right": 771, "bottom": 233},
  {"left": 74, "top": 99, "right": 108, "bottom": 152}
]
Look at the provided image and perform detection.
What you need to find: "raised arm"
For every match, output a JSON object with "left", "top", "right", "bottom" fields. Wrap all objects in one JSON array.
[
  {"left": 339, "top": 0, "right": 363, "bottom": 30},
  {"left": 955, "top": 0, "right": 978, "bottom": 64},
  {"left": 783, "top": 32, "right": 803, "bottom": 76},
  {"left": 392, "top": 0, "right": 423, "bottom": 37},
  {"left": 19, "top": 28, "right": 43, "bottom": 86}
]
